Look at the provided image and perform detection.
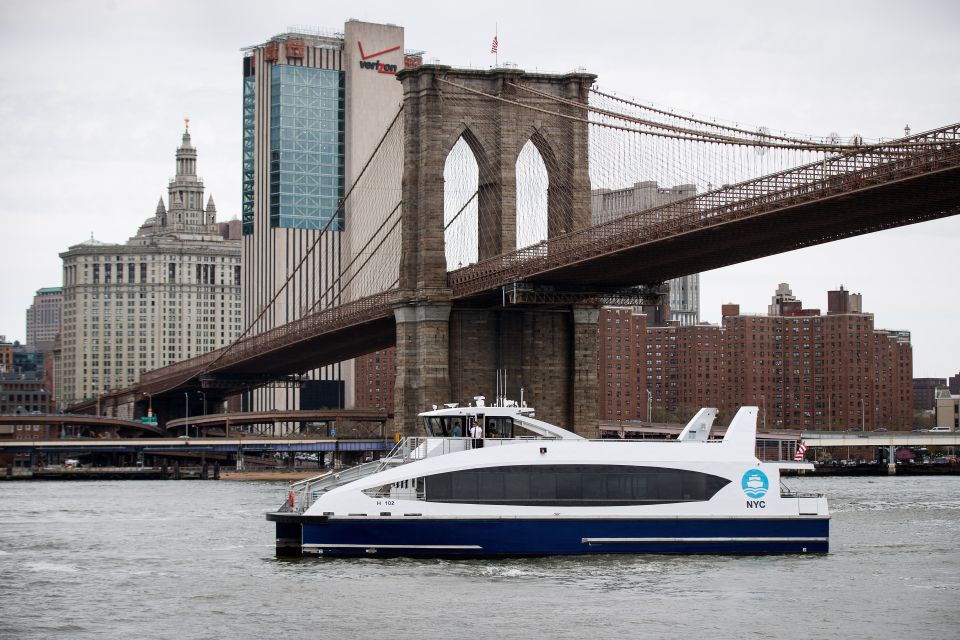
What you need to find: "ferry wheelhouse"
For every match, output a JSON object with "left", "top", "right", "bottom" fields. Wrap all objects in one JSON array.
[{"left": 267, "top": 398, "right": 828, "bottom": 557}]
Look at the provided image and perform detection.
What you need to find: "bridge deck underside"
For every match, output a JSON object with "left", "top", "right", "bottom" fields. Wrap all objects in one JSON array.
[
  {"left": 134, "top": 163, "right": 960, "bottom": 400},
  {"left": 222, "top": 315, "right": 396, "bottom": 378},
  {"left": 499, "top": 167, "right": 960, "bottom": 288}
]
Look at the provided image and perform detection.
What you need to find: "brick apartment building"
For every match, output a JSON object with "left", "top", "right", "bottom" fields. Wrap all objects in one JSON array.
[
  {"left": 599, "top": 285, "right": 913, "bottom": 430},
  {"left": 913, "top": 377, "right": 947, "bottom": 411},
  {"left": 354, "top": 348, "right": 396, "bottom": 410}
]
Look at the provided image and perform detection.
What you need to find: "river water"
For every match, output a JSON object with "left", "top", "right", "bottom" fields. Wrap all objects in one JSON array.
[{"left": 1, "top": 476, "right": 958, "bottom": 640}]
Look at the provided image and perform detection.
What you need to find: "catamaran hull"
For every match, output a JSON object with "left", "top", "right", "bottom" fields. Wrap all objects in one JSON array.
[{"left": 270, "top": 514, "right": 829, "bottom": 557}]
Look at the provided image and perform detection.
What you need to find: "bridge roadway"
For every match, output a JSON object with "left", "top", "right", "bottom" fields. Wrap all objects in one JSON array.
[
  {"left": 600, "top": 422, "right": 960, "bottom": 447},
  {"left": 800, "top": 431, "right": 960, "bottom": 447},
  {"left": 165, "top": 409, "right": 390, "bottom": 434},
  {"left": 0, "top": 437, "right": 392, "bottom": 455},
  {"left": 0, "top": 414, "right": 165, "bottom": 436},
  {"left": 127, "top": 123, "right": 960, "bottom": 400}
]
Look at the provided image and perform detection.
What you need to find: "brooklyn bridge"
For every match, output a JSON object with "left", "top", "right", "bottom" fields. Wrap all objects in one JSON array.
[{"left": 73, "top": 64, "right": 960, "bottom": 435}]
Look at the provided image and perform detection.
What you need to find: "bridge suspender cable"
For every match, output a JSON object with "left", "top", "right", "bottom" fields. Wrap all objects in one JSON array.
[
  {"left": 445, "top": 190, "right": 478, "bottom": 232},
  {"left": 589, "top": 89, "right": 953, "bottom": 152},
  {"left": 437, "top": 77, "right": 838, "bottom": 150},
  {"left": 589, "top": 87, "right": 835, "bottom": 147},
  {"left": 511, "top": 81, "right": 778, "bottom": 147},
  {"left": 440, "top": 77, "right": 941, "bottom": 152},
  {"left": 306, "top": 201, "right": 403, "bottom": 315}
]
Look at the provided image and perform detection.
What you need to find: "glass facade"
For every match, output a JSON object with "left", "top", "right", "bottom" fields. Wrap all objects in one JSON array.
[
  {"left": 269, "top": 65, "right": 344, "bottom": 231},
  {"left": 241, "top": 64, "right": 255, "bottom": 235}
]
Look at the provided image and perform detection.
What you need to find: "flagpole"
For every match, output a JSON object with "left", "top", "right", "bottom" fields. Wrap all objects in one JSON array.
[{"left": 495, "top": 22, "right": 498, "bottom": 67}]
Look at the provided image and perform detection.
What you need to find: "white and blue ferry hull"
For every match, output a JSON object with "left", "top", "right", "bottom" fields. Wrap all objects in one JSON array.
[
  {"left": 277, "top": 515, "right": 829, "bottom": 557},
  {"left": 267, "top": 405, "right": 831, "bottom": 557}
]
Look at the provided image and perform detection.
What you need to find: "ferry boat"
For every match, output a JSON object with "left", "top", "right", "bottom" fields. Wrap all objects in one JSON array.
[{"left": 266, "top": 398, "right": 828, "bottom": 557}]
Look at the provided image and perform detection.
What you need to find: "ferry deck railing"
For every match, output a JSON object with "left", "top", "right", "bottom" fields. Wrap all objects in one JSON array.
[{"left": 281, "top": 436, "right": 554, "bottom": 513}]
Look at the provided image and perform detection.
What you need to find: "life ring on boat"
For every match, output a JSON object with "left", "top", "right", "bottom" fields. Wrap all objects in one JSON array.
[{"left": 288, "top": 489, "right": 295, "bottom": 508}]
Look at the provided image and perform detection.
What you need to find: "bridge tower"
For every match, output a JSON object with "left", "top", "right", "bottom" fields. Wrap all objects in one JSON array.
[{"left": 394, "top": 65, "right": 598, "bottom": 435}]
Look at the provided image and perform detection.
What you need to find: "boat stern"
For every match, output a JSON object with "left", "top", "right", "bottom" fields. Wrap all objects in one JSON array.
[{"left": 265, "top": 512, "right": 305, "bottom": 557}]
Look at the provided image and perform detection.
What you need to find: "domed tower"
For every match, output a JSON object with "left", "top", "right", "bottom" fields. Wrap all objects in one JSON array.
[{"left": 167, "top": 118, "right": 207, "bottom": 230}]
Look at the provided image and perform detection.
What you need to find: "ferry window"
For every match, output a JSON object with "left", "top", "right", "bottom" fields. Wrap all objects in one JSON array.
[
  {"left": 424, "top": 417, "right": 453, "bottom": 437},
  {"left": 485, "top": 417, "right": 514, "bottom": 438},
  {"left": 421, "top": 465, "right": 729, "bottom": 506}
]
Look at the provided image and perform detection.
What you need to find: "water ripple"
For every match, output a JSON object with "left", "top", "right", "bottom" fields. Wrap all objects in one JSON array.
[{"left": 0, "top": 476, "right": 958, "bottom": 640}]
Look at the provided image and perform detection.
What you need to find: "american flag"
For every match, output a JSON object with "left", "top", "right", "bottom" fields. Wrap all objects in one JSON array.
[
  {"left": 491, "top": 35, "right": 499, "bottom": 54},
  {"left": 793, "top": 441, "right": 808, "bottom": 462}
]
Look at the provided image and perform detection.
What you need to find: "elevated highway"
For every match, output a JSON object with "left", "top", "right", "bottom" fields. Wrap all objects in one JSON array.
[
  {"left": 800, "top": 431, "right": 960, "bottom": 447},
  {"left": 165, "top": 409, "right": 390, "bottom": 433},
  {"left": 0, "top": 437, "right": 392, "bottom": 455},
  {"left": 0, "top": 414, "right": 165, "bottom": 437}
]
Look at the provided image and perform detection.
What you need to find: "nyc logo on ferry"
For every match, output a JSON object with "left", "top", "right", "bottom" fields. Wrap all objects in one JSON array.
[{"left": 741, "top": 469, "right": 769, "bottom": 508}]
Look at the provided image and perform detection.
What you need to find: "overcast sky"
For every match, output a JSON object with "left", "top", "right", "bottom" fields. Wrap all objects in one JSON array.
[{"left": 1, "top": 0, "right": 957, "bottom": 377}]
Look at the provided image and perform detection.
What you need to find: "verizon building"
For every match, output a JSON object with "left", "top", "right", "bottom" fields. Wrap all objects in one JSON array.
[{"left": 241, "top": 21, "right": 412, "bottom": 412}]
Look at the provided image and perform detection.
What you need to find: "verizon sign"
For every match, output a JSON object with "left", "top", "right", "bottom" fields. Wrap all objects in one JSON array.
[{"left": 357, "top": 41, "right": 401, "bottom": 74}]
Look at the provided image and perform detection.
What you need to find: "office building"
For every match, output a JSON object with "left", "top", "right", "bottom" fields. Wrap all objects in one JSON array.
[
  {"left": 0, "top": 337, "right": 12, "bottom": 373},
  {"left": 25, "top": 287, "right": 62, "bottom": 349},
  {"left": 241, "top": 21, "right": 415, "bottom": 412},
  {"left": 934, "top": 388, "right": 959, "bottom": 431},
  {"left": 0, "top": 372, "right": 51, "bottom": 416},
  {"left": 56, "top": 126, "right": 241, "bottom": 408},
  {"left": 913, "top": 377, "right": 946, "bottom": 411},
  {"left": 591, "top": 181, "right": 700, "bottom": 325}
]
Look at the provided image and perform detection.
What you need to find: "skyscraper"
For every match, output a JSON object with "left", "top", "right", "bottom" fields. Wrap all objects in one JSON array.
[
  {"left": 591, "top": 181, "right": 700, "bottom": 325},
  {"left": 25, "top": 287, "right": 62, "bottom": 349},
  {"left": 56, "top": 126, "right": 241, "bottom": 409},
  {"left": 241, "top": 21, "right": 413, "bottom": 412}
]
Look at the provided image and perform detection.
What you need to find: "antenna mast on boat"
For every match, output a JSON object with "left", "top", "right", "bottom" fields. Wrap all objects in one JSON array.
[{"left": 494, "top": 368, "right": 509, "bottom": 407}]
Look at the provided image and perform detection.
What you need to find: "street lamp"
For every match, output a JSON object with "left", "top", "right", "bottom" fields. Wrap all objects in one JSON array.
[
  {"left": 646, "top": 389, "right": 652, "bottom": 423},
  {"left": 860, "top": 397, "right": 865, "bottom": 432},
  {"left": 184, "top": 391, "right": 190, "bottom": 438},
  {"left": 198, "top": 390, "right": 206, "bottom": 438}
]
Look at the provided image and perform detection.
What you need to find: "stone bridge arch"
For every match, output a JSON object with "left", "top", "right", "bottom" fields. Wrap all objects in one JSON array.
[
  {"left": 397, "top": 65, "right": 596, "bottom": 290},
  {"left": 393, "top": 65, "right": 598, "bottom": 436}
]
